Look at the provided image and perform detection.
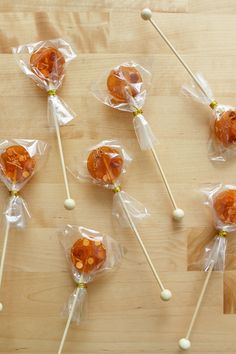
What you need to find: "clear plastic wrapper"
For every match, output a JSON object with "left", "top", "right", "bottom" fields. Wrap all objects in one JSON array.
[
  {"left": 12, "top": 39, "right": 77, "bottom": 127},
  {"left": 204, "top": 235, "right": 227, "bottom": 271},
  {"left": 60, "top": 224, "right": 124, "bottom": 325},
  {"left": 199, "top": 183, "right": 236, "bottom": 271},
  {"left": 71, "top": 139, "right": 149, "bottom": 226},
  {"left": 0, "top": 139, "right": 48, "bottom": 228},
  {"left": 182, "top": 73, "right": 236, "bottom": 162},
  {"left": 91, "top": 62, "right": 157, "bottom": 151}
]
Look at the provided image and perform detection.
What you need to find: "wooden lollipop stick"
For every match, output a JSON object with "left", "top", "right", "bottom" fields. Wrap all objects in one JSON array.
[
  {"left": 178, "top": 260, "right": 215, "bottom": 350},
  {"left": 0, "top": 220, "right": 10, "bottom": 311},
  {"left": 57, "top": 286, "right": 80, "bottom": 354},
  {"left": 101, "top": 155, "right": 171, "bottom": 300},
  {"left": 150, "top": 144, "right": 184, "bottom": 221},
  {"left": 126, "top": 89, "right": 184, "bottom": 221},
  {"left": 52, "top": 112, "right": 75, "bottom": 211},
  {"left": 141, "top": 8, "right": 212, "bottom": 103},
  {"left": 116, "top": 188, "right": 172, "bottom": 301}
]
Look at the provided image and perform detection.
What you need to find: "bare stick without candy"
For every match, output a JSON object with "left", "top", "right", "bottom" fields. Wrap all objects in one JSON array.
[
  {"left": 116, "top": 186, "right": 172, "bottom": 301},
  {"left": 150, "top": 146, "right": 184, "bottom": 221},
  {"left": 127, "top": 90, "right": 184, "bottom": 221},
  {"left": 140, "top": 8, "right": 212, "bottom": 102},
  {"left": 52, "top": 112, "right": 76, "bottom": 211},
  {"left": 178, "top": 261, "right": 215, "bottom": 350},
  {"left": 0, "top": 220, "right": 10, "bottom": 311}
]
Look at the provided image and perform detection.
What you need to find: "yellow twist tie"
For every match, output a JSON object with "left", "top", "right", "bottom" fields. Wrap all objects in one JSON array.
[
  {"left": 48, "top": 89, "right": 57, "bottom": 96},
  {"left": 76, "top": 282, "right": 87, "bottom": 289},
  {"left": 218, "top": 230, "right": 227, "bottom": 238},
  {"left": 113, "top": 185, "right": 121, "bottom": 193},
  {"left": 209, "top": 100, "right": 218, "bottom": 109},
  {"left": 133, "top": 108, "right": 143, "bottom": 117},
  {"left": 10, "top": 190, "right": 19, "bottom": 197}
]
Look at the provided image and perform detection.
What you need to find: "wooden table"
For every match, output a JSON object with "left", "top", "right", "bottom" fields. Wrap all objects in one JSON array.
[{"left": 0, "top": 0, "right": 236, "bottom": 353}]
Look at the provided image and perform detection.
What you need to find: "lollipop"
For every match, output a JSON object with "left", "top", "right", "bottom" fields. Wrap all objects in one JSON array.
[
  {"left": 12, "top": 39, "right": 77, "bottom": 209},
  {"left": 0, "top": 139, "right": 48, "bottom": 310},
  {"left": 141, "top": 8, "right": 236, "bottom": 162},
  {"left": 92, "top": 62, "right": 184, "bottom": 221},
  {"left": 178, "top": 184, "right": 235, "bottom": 350},
  {"left": 73, "top": 140, "right": 172, "bottom": 301},
  {"left": 57, "top": 225, "right": 123, "bottom": 354}
]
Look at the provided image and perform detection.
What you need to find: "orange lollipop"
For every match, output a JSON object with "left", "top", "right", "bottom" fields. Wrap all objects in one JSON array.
[
  {"left": 214, "top": 110, "right": 236, "bottom": 146},
  {"left": 30, "top": 47, "right": 65, "bottom": 81},
  {"left": 87, "top": 146, "right": 123, "bottom": 184},
  {"left": 107, "top": 65, "right": 142, "bottom": 103},
  {"left": 0, "top": 145, "right": 35, "bottom": 184},
  {"left": 71, "top": 238, "right": 106, "bottom": 274},
  {"left": 213, "top": 189, "right": 236, "bottom": 224}
]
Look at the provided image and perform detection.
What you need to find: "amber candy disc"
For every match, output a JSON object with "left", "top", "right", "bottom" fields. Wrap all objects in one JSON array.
[
  {"left": 107, "top": 65, "right": 142, "bottom": 103},
  {"left": 30, "top": 47, "right": 65, "bottom": 81},
  {"left": 0, "top": 145, "right": 36, "bottom": 184},
  {"left": 87, "top": 146, "right": 123, "bottom": 184},
  {"left": 71, "top": 237, "right": 106, "bottom": 273},
  {"left": 214, "top": 110, "right": 236, "bottom": 146},
  {"left": 213, "top": 189, "right": 236, "bottom": 224}
]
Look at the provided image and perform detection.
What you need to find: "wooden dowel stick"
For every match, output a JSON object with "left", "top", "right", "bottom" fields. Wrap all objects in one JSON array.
[
  {"left": 126, "top": 89, "right": 184, "bottom": 220},
  {"left": 141, "top": 8, "right": 212, "bottom": 103},
  {"left": 150, "top": 146, "right": 177, "bottom": 210},
  {"left": 150, "top": 145, "right": 184, "bottom": 220},
  {"left": 116, "top": 189, "right": 172, "bottom": 301},
  {"left": 0, "top": 219, "right": 10, "bottom": 311},
  {"left": 178, "top": 260, "right": 215, "bottom": 350},
  {"left": 57, "top": 286, "right": 80, "bottom": 354},
  {"left": 102, "top": 153, "right": 171, "bottom": 300},
  {"left": 51, "top": 105, "right": 75, "bottom": 210}
]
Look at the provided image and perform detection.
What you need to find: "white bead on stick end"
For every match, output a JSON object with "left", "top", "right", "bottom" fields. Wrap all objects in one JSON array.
[
  {"left": 0, "top": 303, "right": 3, "bottom": 311},
  {"left": 178, "top": 338, "right": 191, "bottom": 350},
  {"left": 172, "top": 208, "right": 184, "bottom": 221},
  {"left": 141, "top": 8, "right": 152, "bottom": 20},
  {"left": 160, "top": 289, "right": 172, "bottom": 301},
  {"left": 64, "top": 198, "right": 76, "bottom": 210}
]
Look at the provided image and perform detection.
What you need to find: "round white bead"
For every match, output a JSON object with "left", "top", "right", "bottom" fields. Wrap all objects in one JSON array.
[
  {"left": 172, "top": 208, "right": 185, "bottom": 221},
  {"left": 0, "top": 303, "right": 3, "bottom": 311},
  {"left": 64, "top": 198, "right": 76, "bottom": 210},
  {"left": 160, "top": 289, "right": 172, "bottom": 301},
  {"left": 141, "top": 8, "right": 152, "bottom": 21},
  {"left": 178, "top": 338, "right": 191, "bottom": 350}
]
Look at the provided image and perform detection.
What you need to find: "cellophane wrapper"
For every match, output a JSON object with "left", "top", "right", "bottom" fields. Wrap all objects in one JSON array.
[
  {"left": 182, "top": 73, "right": 236, "bottom": 162},
  {"left": 112, "top": 190, "right": 149, "bottom": 227},
  {"left": 0, "top": 139, "right": 48, "bottom": 228},
  {"left": 201, "top": 183, "right": 236, "bottom": 233},
  {"left": 198, "top": 183, "right": 236, "bottom": 271},
  {"left": 74, "top": 139, "right": 149, "bottom": 225},
  {"left": 12, "top": 39, "right": 77, "bottom": 126},
  {"left": 76, "top": 140, "right": 132, "bottom": 190},
  {"left": 91, "top": 61, "right": 157, "bottom": 151},
  {"left": 60, "top": 224, "right": 124, "bottom": 325},
  {"left": 203, "top": 235, "right": 227, "bottom": 271}
]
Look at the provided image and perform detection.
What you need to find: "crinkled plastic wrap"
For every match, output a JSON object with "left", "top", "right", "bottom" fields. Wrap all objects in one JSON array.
[
  {"left": 0, "top": 139, "right": 48, "bottom": 228},
  {"left": 60, "top": 224, "right": 124, "bottom": 325},
  {"left": 201, "top": 183, "right": 236, "bottom": 232},
  {"left": 12, "top": 39, "right": 77, "bottom": 127},
  {"left": 204, "top": 235, "right": 227, "bottom": 271},
  {"left": 112, "top": 190, "right": 149, "bottom": 228},
  {"left": 199, "top": 183, "right": 236, "bottom": 271},
  {"left": 182, "top": 73, "right": 236, "bottom": 162},
  {"left": 73, "top": 139, "right": 149, "bottom": 227},
  {"left": 91, "top": 62, "right": 157, "bottom": 151},
  {"left": 78, "top": 140, "right": 132, "bottom": 189}
]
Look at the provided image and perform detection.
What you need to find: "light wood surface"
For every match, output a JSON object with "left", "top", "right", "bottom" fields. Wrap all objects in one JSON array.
[{"left": 0, "top": 0, "right": 236, "bottom": 353}]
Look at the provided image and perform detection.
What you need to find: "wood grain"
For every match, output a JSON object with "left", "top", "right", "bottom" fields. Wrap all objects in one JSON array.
[{"left": 0, "top": 0, "right": 236, "bottom": 353}]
